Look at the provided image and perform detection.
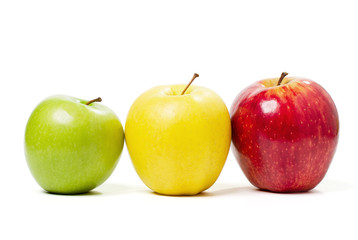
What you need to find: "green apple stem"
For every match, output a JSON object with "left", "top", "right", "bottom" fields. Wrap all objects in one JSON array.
[
  {"left": 85, "top": 97, "right": 102, "bottom": 105},
  {"left": 277, "top": 72, "right": 289, "bottom": 86},
  {"left": 181, "top": 73, "right": 199, "bottom": 95}
]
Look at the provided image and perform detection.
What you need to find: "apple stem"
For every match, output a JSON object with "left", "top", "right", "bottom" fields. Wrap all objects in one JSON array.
[
  {"left": 85, "top": 97, "right": 102, "bottom": 105},
  {"left": 277, "top": 72, "right": 289, "bottom": 86},
  {"left": 181, "top": 73, "right": 199, "bottom": 95}
]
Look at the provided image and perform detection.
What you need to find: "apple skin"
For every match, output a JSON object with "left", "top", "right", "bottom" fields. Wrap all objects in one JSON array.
[
  {"left": 25, "top": 95, "right": 124, "bottom": 194},
  {"left": 125, "top": 84, "right": 231, "bottom": 195},
  {"left": 230, "top": 77, "right": 339, "bottom": 192}
]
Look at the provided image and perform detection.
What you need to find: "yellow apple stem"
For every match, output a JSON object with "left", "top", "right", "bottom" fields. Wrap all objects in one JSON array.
[
  {"left": 181, "top": 73, "right": 199, "bottom": 95},
  {"left": 277, "top": 72, "right": 289, "bottom": 86},
  {"left": 85, "top": 97, "right": 102, "bottom": 105}
]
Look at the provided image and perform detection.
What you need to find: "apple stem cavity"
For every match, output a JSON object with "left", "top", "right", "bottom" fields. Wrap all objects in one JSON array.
[
  {"left": 181, "top": 73, "right": 199, "bottom": 95},
  {"left": 277, "top": 72, "right": 289, "bottom": 86},
  {"left": 85, "top": 97, "right": 102, "bottom": 105}
]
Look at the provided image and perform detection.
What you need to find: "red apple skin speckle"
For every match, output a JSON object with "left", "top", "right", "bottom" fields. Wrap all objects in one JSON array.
[{"left": 230, "top": 77, "right": 339, "bottom": 192}]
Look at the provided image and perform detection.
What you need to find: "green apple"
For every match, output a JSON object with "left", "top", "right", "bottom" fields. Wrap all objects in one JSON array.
[
  {"left": 24, "top": 95, "right": 124, "bottom": 194},
  {"left": 125, "top": 74, "right": 231, "bottom": 195}
]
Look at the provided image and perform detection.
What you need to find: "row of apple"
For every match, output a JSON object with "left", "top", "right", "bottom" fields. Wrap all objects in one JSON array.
[{"left": 24, "top": 73, "right": 339, "bottom": 195}]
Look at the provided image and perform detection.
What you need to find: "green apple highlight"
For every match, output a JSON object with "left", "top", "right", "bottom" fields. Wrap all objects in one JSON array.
[{"left": 25, "top": 95, "right": 124, "bottom": 194}]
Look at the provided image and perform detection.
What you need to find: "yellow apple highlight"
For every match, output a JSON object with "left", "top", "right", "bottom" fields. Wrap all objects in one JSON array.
[{"left": 125, "top": 74, "right": 231, "bottom": 195}]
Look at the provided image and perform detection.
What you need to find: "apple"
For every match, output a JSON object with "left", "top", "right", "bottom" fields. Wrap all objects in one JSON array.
[
  {"left": 25, "top": 95, "right": 124, "bottom": 194},
  {"left": 231, "top": 72, "right": 339, "bottom": 192},
  {"left": 125, "top": 74, "right": 231, "bottom": 195}
]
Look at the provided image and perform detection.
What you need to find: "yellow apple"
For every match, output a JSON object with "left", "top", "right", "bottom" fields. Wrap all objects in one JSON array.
[{"left": 125, "top": 74, "right": 231, "bottom": 195}]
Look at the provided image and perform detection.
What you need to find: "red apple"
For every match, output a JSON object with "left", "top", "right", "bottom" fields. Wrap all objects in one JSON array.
[{"left": 230, "top": 73, "right": 339, "bottom": 192}]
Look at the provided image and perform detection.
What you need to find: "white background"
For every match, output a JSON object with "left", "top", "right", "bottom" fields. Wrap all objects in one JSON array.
[{"left": 1, "top": 0, "right": 357, "bottom": 239}]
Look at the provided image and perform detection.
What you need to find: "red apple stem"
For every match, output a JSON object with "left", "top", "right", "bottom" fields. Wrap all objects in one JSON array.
[
  {"left": 85, "top": 97, "right": 102, "bottom": 105},
  {"left": 181, "top": 73, "right": 199, "bottom": 95},
  {"left": 277, "top": 72, "right": 289, "bottom": 86}
]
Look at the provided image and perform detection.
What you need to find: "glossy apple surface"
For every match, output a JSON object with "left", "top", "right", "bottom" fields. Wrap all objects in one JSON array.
[
  {"left": 231, "top": 76, "right": 339, "bottom": 192},
  {"left": 25, "top": 95, "right": 124, "bottom": 194},
  {"left": 125, "top": 84, "right": 231, "bottom": 195}
]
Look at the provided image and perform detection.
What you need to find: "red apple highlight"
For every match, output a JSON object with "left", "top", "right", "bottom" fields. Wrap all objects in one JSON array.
[{"left": 231, "top": 73, "right": 339, "bottom": 192}]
